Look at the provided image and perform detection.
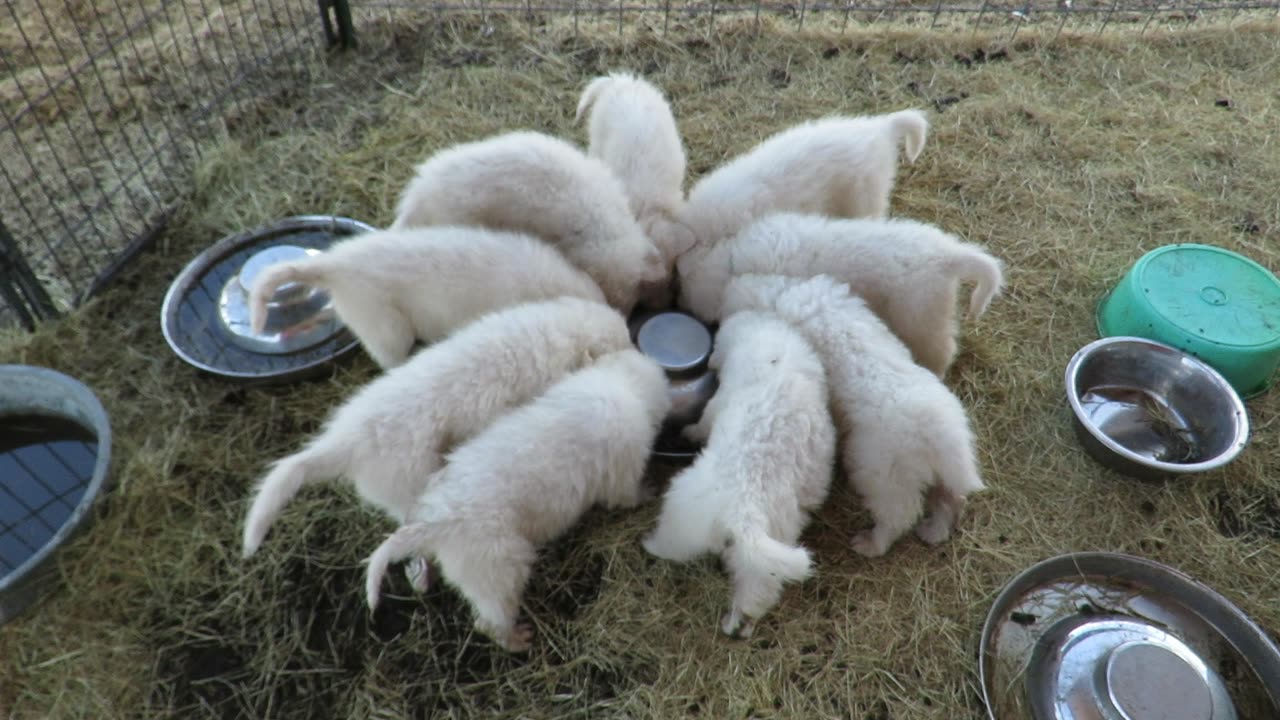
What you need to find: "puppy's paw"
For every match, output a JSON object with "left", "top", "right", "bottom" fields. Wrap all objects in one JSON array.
[
  {"left": 721, "top": 609, "right": 756, "bottom": 639},
  {"left": 499, "top": 623, "right": 535, "bottom": 653},
  {"left": 851, "top": 530, "right": 888, "bottom": 558},
  {"left": 404, "top": 556, "right": 434, "bottom": 593},
  {"left": 914, "top": 518, "right": 951, "bottom": 546},
  {"left": 640, "top": 534, "right": 663, "bottom": 558}
]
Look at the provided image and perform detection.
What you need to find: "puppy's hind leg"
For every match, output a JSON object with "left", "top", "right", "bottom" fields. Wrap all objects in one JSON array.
[
  {"left": 849, "top": 450, "right": 926, "bottom": 558},
  {"left": 915, "top": 486, "right": 967, "bottom": 546},
  {"left": 439, "top": 535, "right": 538, "bottom": 653},
  {"left": 641, "top": 465, "right": 720, "bottom": 563},
  {"left": 915, "top": 423, "right": 983, "bottom": 546}
]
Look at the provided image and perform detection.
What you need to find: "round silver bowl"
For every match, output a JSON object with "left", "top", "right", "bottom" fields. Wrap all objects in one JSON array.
[
  {"left": 629, "top": 310, "right": 718, "bottom": 461},
  {"left": 218, "top": 244, "right": 340, "bottom": 354},
  {"left": 979, "top": 552, "right": 1280, "bottom": 720},
  {"left": 0, "top": 365, "right": 112, "bottom": 625},
  {"left": 161, "top": 215, "right": 373, "bottom": 383},
  {"left": 1065, "top": 336, "right": 1249, "bottom": 481}
]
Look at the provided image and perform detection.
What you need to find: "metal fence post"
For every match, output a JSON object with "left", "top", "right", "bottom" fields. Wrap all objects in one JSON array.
[
  {"left": 0, "top": 218, "right": 59, "bottom": 330},
  {"left": 318, "top": 0, "right": 358, "bottom": 49}
]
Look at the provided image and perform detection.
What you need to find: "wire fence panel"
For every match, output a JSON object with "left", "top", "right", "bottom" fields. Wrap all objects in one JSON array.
[
  {"left": 0, "top": 0, "right": 1275, "bottom": 330},
  {"left": 0, "top": 0, "right": 329, "bottom": 329},
  {"left": 357, "top": 0, "right": 1278, "bottom": 36}
]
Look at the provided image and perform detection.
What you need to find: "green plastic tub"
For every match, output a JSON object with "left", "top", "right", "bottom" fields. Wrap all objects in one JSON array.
[{"left": 1097, "top": 243, "right": 1280, "bottom": 399}]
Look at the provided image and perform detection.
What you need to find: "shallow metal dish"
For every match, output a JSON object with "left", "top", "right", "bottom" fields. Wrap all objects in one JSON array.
[
  {"left": 979, "top": 552, "right": 1280, "bottom": 720},
  {"left": 1065, "top": 336, "right": 1249, "bottom": 480},
  {"left": 161, "top": 215, "right": 374, "bottom": 384}
]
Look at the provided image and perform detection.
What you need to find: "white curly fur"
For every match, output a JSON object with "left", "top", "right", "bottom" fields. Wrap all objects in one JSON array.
[
  {"left": 391, "top": 131, "right": 667, "bottom": 313},
  {"left": 247, "top": 226, "right": 606, "bottom": 370},
  {"left": 642, "top": 310, "right": 836, "bottom": 638},
  {"left": 678, "top": 212, "right": 1004, "bottom": 377},
  {"left": 720, "top": 274, "right": 985, "bottom": 558},
  {"left": 240, "top": 298, "right": 632, "bottom": 561},
  {"left": 363, "top": 349, "right": 671, "bottom": 653},
  {"left": 576, "top": 71, "right": 695, "bottom": 278},
  {"left": 674, "top": 109, "right": 929, "bottom": 278}
]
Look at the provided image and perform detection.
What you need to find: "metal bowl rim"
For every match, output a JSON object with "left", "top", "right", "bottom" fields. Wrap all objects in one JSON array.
[
  {"left": 0, "top": 365, "right": 113, "bottom": 614},
  {"left": 978, "top": 551, "right": 1280, "bottom": 720},
  {"left": 1064, "top": 335, "right": 1250, "bottom": 474},
  {"left": 160, "top": 215, "right": 374, "bottom": 380}
]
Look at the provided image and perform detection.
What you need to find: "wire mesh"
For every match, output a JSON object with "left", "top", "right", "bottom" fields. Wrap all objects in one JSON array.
[{"left": 0, "top": 0, "right": 323, "bottom": 328}]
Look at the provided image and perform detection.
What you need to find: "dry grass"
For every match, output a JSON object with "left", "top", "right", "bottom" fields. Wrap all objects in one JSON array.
[{"left": 2, "top": 14, "right": 1279, "bottom": 720}]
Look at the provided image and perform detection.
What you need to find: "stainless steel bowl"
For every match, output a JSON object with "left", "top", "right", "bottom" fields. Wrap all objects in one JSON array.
[
  {"left": 1065, "top": 336, "right": 1249, "bottom": 480},
  {"left": 218, "top": 244, "right": 341, "bottom": 354},
  {"left": 980, "top": 552, "right": 1280, "bottom": 720},
  {"left": 629, "top": 310, "right": 718, "bottom": 460}
]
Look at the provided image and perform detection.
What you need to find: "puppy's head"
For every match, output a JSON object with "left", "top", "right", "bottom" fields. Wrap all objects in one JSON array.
[
  {"left": 707, "top": 311, "right": 793, "bottom": 386},
  {"left": 643, "top": 213, "right": 698, "bottom": 269}
]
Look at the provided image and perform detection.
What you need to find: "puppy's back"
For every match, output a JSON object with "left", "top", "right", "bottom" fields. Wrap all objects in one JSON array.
[{"left": 418, "top": 349, "right": 668, "bottom": 538}]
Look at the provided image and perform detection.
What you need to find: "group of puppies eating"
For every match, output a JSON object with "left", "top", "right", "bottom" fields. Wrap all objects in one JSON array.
[{"left": 237, "top": 71, "right": 1006, "bottom": 651}]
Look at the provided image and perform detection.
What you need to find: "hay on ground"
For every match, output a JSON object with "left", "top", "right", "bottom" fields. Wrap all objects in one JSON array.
[{"left": 1, "top": 15, "right": 1278, "bottom": 720}]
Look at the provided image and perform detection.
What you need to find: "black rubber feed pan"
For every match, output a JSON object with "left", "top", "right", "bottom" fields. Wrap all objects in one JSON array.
[
  {"left": 1, "top": 365, "right": 112, "bottom": 625},
  {"left": 161, "top": 215, "right": 374, "bottom": 383}
]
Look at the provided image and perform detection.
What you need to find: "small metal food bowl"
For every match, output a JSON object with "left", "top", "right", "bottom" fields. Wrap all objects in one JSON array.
[
  {"left": 1065, "top": 336, "right": 1249, "bottom": 481},
  {"left": 979, "top": 552, "right": 1280, "bottom": 720},
  {"left": 629, "top": 310, "right": 718, "bottom": 460},
  {"left": 161, "top": 215, "right": 374, "bottom": 383},
  {"left": 1, "top": 365, "right": 112, "bottom": 625},
  {"left": 218, "top": 244, "right": 341, "bottom": 355}
]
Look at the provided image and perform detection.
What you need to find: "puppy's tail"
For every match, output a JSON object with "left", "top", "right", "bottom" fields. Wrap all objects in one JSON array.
[
  {"left": 241, "top": 439, "right": 348, "bottom": 558},
  {"left": 574, "top": 75, "right": 614, "bottom": 124},
  {"left": 947, "top": 245, "right": 1005, "bottom": 322},
  {"left": 886, "top": 109, "right": 929, "bottom": 164},
  {"left": 247, "top": 258, "right": 330, "bottom": 334},
  {"left": 726, "top": 524, "right": 814, "bottom": 594},
  {"left": 365, "top": 522, "right": 437, "bottom": 610}
]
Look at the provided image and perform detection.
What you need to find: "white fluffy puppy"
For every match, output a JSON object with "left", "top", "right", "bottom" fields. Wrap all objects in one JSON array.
[
  {"left": 241, "top": 298, "right": 632, "bottom": 562},
  {"left": 575, "top": 71, "right": 696, "bottom": 271},
  {"left": 675, "top": 109, "right": 928, "bottom": 265},
  {"left": 642, "top": 310, "right": 836, "bottom": 638},
  {"left": 364, "top": 349, "right": 671, "bottom": 653},
  {"left": 390, "top": 131, "right": 667, "bottom": 313},
  {"left": 678, "top": 213, "right": 1005, "bottom": 377},
  {"left": 720, "top": 274, "right": 985, "bottom": 558},
  {"left": 248, "top": 226, "right": 606, "bottom": 369}
]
